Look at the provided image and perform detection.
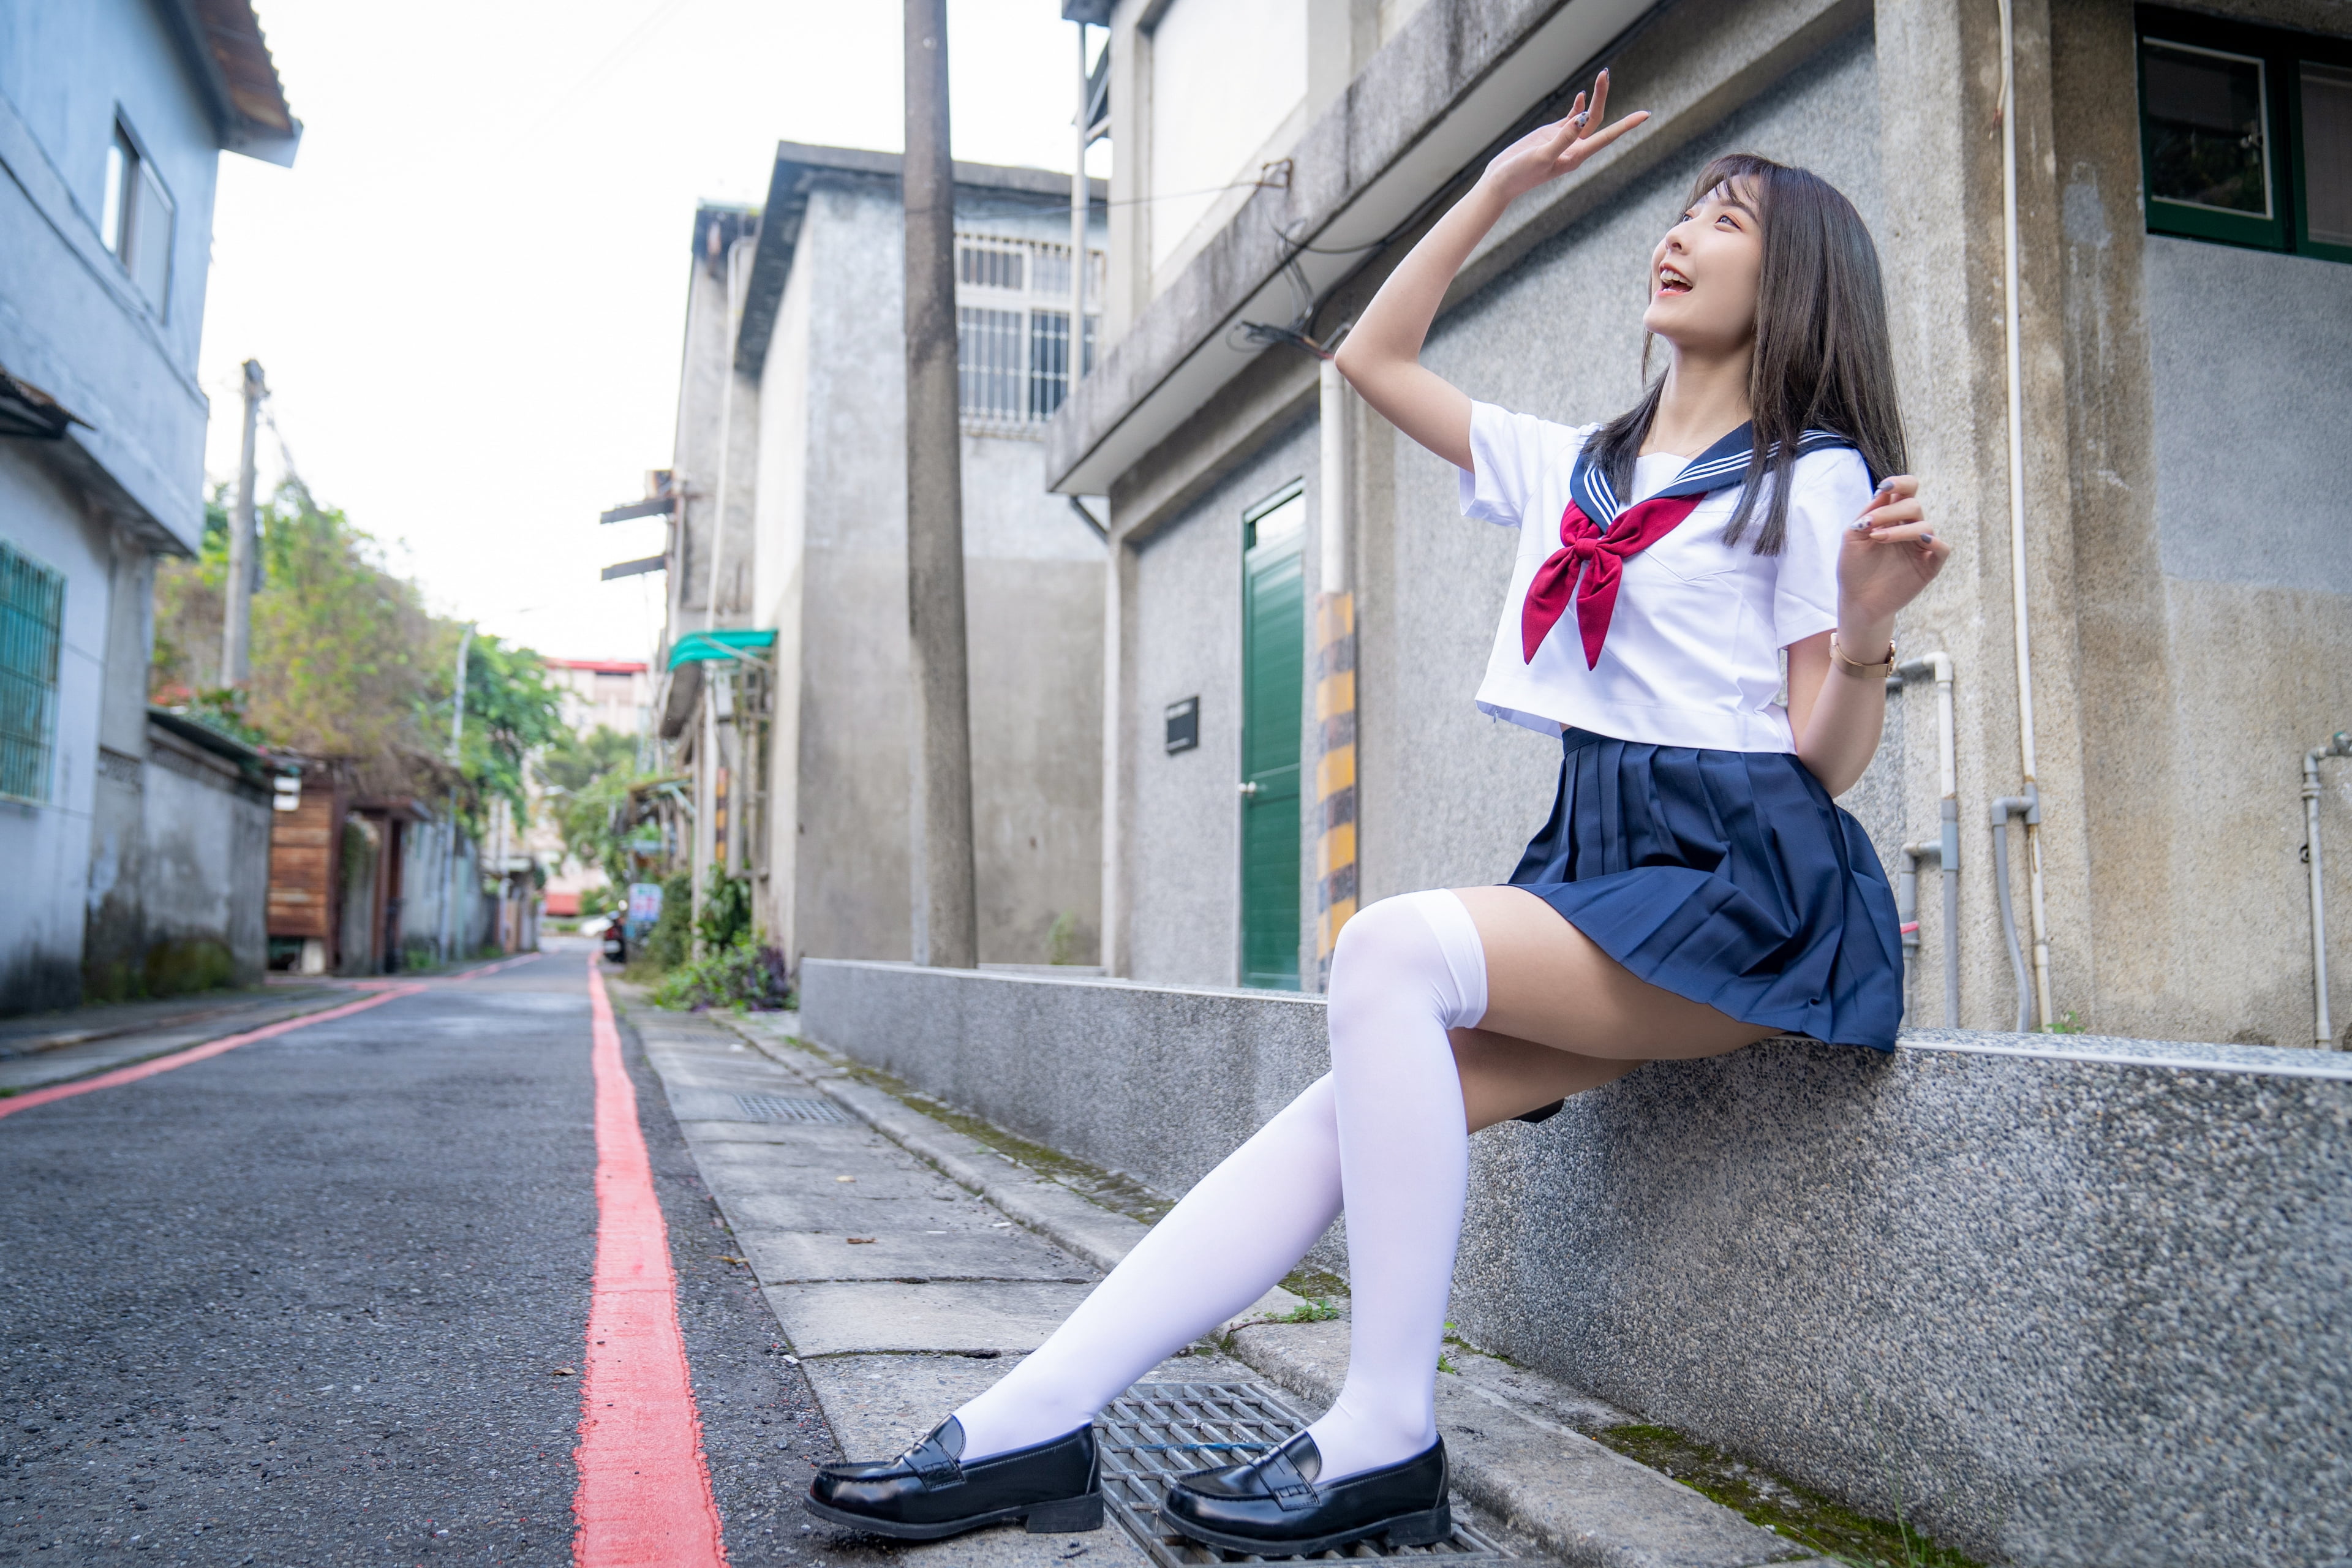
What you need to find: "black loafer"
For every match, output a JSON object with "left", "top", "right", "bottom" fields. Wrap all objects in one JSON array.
[
  {"left": 805, "top": 1417, "right": 1102, "bottom": 1540},
  {"left": 1160, "top": 1431, "right": 1450, "bottom": 1556}
]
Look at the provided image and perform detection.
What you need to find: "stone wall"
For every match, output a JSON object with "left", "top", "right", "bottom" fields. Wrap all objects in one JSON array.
[{"left": 799, "top": 956, "right": 2352, "bottom": 1567}]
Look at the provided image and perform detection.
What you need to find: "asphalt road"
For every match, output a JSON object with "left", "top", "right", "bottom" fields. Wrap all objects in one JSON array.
[{"left": 0, "top": 944, "right": 855, "bottom": 1567}]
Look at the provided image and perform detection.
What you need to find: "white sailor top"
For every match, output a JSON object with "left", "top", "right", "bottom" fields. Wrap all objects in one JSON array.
[{"left": 1457, "top": 401, "right": 1875, "bottom": 754}]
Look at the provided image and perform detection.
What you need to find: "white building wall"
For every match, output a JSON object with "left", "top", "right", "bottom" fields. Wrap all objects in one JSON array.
[
  {"left": 1145, "top": 0, "right": 1309, "bottom": 279},
  {"left": 0, "top": 447, "right": 108, "bottom": 1011}
]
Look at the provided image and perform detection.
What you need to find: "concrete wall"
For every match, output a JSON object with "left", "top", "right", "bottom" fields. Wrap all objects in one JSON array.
[
  {"left": 1093, "top": 0, "right": 2352, "bottom": 1045},
  {"left": 734, "top": 175, "right": 1109, "bottom": 968},
  {"left": 1123, "top": 416, "right": 1321, "bottom": 986},
  {"left": 0, "top": 0, "right": 257, "bottom": 1014},
  {"left": 2047, "top": 0, "right": 2352, "bottom": 1051},
  {"left": 0, "top": 0, "right": 221, "bottom": 549},
  {"left": 137, "top": 723, "right": 268, "bottom": 988},
  {"left": 801, "top": 956, "right": 2352, "bottom": 1568},
  {"left": 0, "top": 448, "right": 110, "bottom": 1014}
]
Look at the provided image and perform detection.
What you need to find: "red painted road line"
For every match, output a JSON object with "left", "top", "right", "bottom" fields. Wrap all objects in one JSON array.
[
  {"left": 452, "top": 952, "right": 546, "bottom": 982},
  {"left": 0, "top": 986, "right": 424, "bottom": 1122},
  {"left": 574, "top": 955, "right": 728, "bottom": 1567}
]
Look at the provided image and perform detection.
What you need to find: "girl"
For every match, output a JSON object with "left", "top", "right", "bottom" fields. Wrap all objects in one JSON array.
[{"left": 808, "top": 70, "right": 1946, "bottom": 1556}]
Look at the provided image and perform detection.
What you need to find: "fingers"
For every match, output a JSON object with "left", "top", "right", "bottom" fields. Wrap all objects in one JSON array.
[
  {"left": 1854, "top": 475, "right": 1924, "bottom": 534},
  {"left": 1588, "top": 69, "right": 1610, "bottom": 128},
  {"left": 1577, "top": 110, "right": 1650, "bottom": 155}
]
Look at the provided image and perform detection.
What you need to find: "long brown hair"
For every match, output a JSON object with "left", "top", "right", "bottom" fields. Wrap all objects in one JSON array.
[{"left": 1585, "top": 153, "right": 1906, "bottom": 554}]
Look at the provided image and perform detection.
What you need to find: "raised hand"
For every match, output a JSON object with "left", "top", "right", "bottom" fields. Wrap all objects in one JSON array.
[
  {"left": 1836, "top": 475, "right": 1948, "bottom": 624},
  {"left": 1482, "top": 71, "right": 1651, "bottom": 203}
]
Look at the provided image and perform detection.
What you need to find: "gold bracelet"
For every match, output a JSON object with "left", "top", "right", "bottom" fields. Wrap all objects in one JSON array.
[{"left": 1830, "top": 633, "right": 1896, "bottom": 680}]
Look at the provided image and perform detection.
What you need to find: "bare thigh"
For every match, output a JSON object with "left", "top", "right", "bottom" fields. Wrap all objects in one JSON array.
[{"left": 1446, "top": 885, "right": 1774, "bottom": 1131}]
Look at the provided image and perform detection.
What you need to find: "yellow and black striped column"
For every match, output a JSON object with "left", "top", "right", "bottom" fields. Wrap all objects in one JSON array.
[{"left": 1314, "top": 590, "right": 1357, "bottom": 989}]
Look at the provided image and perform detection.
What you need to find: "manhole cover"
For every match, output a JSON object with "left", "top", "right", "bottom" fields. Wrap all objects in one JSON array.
[
  {"left": 733, "top": 1094, "right": 850, "bottom": 1125},
  {"left": 1096, "top": 1382, "right": 1514, "bottom": 1563}
]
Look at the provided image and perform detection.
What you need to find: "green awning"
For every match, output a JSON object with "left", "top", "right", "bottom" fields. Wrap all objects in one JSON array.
[{"left": 666, "top": 628, "right": 776, "bottom": 669}]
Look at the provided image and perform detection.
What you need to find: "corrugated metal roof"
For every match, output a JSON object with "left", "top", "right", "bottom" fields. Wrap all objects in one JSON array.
[{"left": 171, "top": 0, "right": 301, "bottom": 166}]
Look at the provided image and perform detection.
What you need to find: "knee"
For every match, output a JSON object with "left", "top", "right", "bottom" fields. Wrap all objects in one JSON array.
[
  {"left": 1328, "top": 896, "right": 1438, "bottom": 997},
  {"left": 1327, "top": 892, "right": 1485, "bottom": 1031}
]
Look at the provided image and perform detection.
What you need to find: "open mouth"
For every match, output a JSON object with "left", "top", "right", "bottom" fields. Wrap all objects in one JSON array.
[{"left": 1656, "top": 265, "right": 1692, "bottom": 295}]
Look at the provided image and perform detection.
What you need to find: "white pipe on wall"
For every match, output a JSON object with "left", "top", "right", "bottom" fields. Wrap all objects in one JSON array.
[
  {"left": 2305, "top": 732, "right": 2351, "bottom": 1047},
  {"left": 1996, "top": 0, "right": 2055, "bottom": 1031},
  {"left": 1891, "top": 652, "right": 1959, "bottom": 1025},
  {"left": 1071, "top": 20, "right": 1090, "bottom": 385}
]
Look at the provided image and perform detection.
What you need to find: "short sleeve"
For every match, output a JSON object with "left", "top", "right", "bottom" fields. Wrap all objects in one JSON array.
[
  {"left": 1458, "top": 402, "right": 1582, "bottom": 527},
  {"left": 1771, "top": 448, "right": 1874, "bottom": 647}
]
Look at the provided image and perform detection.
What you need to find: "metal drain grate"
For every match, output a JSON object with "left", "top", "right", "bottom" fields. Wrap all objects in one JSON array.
[
  {"left": 1096, "top": 1382, "right": 1515, "bottom": 1564},
  {"left": 732, "top": 1093, "right": 850, "bottom": 1125}
]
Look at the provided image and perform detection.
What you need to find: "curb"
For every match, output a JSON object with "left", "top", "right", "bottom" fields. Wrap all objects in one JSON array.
[
  {"left": 731, "top": 1022, "right": 1308, "bottom": 1332},
  {"left": 726, "top": 1020, "right": 1831, "bottom": 1568}
]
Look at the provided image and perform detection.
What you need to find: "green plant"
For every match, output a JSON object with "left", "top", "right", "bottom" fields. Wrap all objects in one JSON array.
[
  {"left": 1591, "top": 1423, "right": 1988, "bottom": 1568},
  {"left": 1046, "top": 910, "right": 1081, "bottom": 965},
  {"left": 699, "top": 871, "right": 752, "bottom": 952},
  {"left": 2040, "top": 1010, "right": 2085, "bottom": 1035},
  {"left": 648, "top": 932, "right": 791, "bottom": 1012},
  {"left": 639, "top": 870, "right": 695, "bottom": 971},
  {"left": 1277, "top": 1298, "right": 1340, "bottom": 1323}
]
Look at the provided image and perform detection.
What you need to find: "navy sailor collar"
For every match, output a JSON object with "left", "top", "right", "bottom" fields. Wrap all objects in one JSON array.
[{"left": 1570, "top": 422, "right": 1856, "bottom": 532}]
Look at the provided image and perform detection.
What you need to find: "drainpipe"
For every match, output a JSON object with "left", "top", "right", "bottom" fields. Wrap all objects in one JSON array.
[
  {"left": 1070, "top": 18, "right": 1090, "bottom": 391},
  {"left": 1890, "top": 654, "right": 1959, "bottom": 1025},
  {"left": 1990, "top": 786, "right": 2039, "bottom": 1031},
  {"left": 1896, "top": 841, "right": 1940, "bottom": 1025},
  {"left": 2304, "top": 731, "right": 2351, "bottom": 1048},
  {"left": 1996, "top": 0, "right": 2056, "bottom": 1033}
]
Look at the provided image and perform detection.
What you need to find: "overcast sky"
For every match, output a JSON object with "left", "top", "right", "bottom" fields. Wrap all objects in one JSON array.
[{"left": 200, "top": 0, "right": 1107, "bottom": 665}]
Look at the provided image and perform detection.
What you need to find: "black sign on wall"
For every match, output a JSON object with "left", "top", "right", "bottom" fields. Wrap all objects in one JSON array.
[{"left": 1164, "top": 696, "right": 1199, "bottom": 754}]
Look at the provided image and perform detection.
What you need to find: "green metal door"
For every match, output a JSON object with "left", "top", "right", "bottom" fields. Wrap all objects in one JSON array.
[{"left": 1240, "top": 488, "right": 1305, "bottom": 989}]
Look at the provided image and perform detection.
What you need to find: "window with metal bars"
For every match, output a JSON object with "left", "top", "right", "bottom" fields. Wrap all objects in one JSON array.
[
  {"left": 958, "top": 306, "right": 1029, "bottom": 423},
  {"left": 954, "top": 233, "right": 1104, "bottom": 427},
  {"left": 0, "top": 540, "right": 65, "bottom": 804}
]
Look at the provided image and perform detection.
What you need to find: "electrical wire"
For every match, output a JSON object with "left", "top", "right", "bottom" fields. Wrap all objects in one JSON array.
[{"left": 1231, "top": 6, "right": 1672, "bottom": 358}]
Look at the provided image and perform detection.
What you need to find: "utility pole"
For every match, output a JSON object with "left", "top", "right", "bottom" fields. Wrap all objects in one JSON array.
[
  {"left": 439, "top": 624, "right": 473, "bottom": 967},
  {"left": 221, "top": 359, "right": 265, "bottom": 687},
  {"left": 902, "top": 0, "right": 979, "bottom": 968}
]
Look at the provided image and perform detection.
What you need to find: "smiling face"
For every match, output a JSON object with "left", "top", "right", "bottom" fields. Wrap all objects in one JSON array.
[{"left": 1642, "top": 179, "right": 1765, "bottom": 356}]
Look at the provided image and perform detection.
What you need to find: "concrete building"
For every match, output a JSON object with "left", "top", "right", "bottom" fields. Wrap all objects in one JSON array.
[
  {"left": 0, "top": 0, "right": 297, "bottom": 1012},
  {"left": 533, "top": 657, "right": 652, "bottom": 915},
  {"left": 545, "top": 655, "right": 652, "bottom": 744},
  {"left": 1047, "top": 0, "right": 2352, "bottom": 1046},
  {"left": 653, "top": 145, "right": 1110, "bottom": 966}
]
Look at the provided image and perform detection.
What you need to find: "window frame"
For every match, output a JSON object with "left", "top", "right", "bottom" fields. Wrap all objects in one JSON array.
[
  {"left": 2138, "top": 7, "right": 2352, "bottom": 262},
  {"left": 0, "top": 539, "right": 67, "bottom": 808},
  {"left": 2290, "top": 55, "right": 2352, "bottom": 262},
  {"left": 98, "top": 113, "right": 173, "bottom": 317},
  {"left": 952, "top": 232, "right": 1104, "bottom": 431}
]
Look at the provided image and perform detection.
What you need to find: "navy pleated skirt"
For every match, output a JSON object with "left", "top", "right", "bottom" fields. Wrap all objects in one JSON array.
[{"left": 1506, "top": 728, "right": 1902, "bottom": 1050}]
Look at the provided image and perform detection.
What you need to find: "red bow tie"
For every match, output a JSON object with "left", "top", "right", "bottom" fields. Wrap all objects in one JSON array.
[{"left": 1521, "top": 493, "right": 1708, "bottom": 668}]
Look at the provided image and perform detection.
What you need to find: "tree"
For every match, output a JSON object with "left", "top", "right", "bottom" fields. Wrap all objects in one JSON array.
[
  {"left": 537, "top": 726, "right": 644, "bottom": 886},
  {"left": 151, "top": 480, "right": 565, "bottom": 836},
  {"left": 447, "top": 632, "right": 565, "bottom": 827}
]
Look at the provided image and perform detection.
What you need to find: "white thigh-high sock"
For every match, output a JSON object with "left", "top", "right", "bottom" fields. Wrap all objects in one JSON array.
[
  {"left": 1303, "top": 889, "right": 1486, "bottom": 1482},
  {"left": 950, "top": 1074, "right": 1344, "bottom": 1461}
]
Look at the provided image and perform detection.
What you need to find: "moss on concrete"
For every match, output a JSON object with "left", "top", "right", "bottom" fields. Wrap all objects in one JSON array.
[
  {"left": 810, "top": 1046, "right": 1177, "bottom": 1227},
  {"left": 1280, "top": 1266, "right": 1348, "bottom": 1300},
  {"left": 1592, "top": 1423, "right": 1987, "bottom": 1568}
]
